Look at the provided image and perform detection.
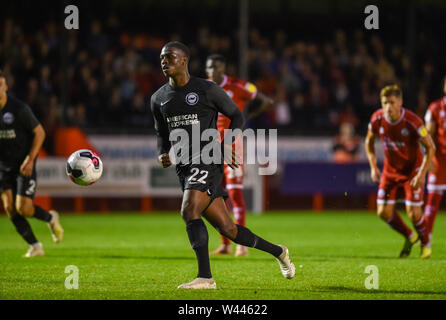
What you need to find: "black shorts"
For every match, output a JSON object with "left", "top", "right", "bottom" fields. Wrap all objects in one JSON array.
[
  {"left": 0, "top": 165, "right": 37, "bottom": 199},
  {"left": 176, "top": 163, "right": 228, "bottom": 201}
]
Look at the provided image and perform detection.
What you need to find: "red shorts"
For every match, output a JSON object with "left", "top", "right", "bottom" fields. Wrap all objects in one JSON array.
[
  {"left": 427, "top": 154, "right": 446, "bottom": 192},
  {"left": 377, "top": 171, "right": 424, "bottom": 207},
  {"left": 222, "top": 164, "right": 244, "bottom": 190}
]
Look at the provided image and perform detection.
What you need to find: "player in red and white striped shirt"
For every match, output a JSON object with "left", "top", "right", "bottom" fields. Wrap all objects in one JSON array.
[
  {"left": 365, "top": 85, "right": 435, "bottom": 258},
  {"left": 206, "top": 54, "right": 273, "bottom": 257},
  {"left": 424, "top": 76, "right": 446, "bottom": 244}
]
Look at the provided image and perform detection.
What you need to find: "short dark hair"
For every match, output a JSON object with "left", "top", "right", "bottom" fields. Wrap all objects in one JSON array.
[
  {"left": 0, "top": 69, "right": 4, "bottom": 79},
  {"left": 206, "top": 54, "right": 226, "bottom": 64},
  {"left": 163, "top": 41, "right": 190, "bottom": 60}
]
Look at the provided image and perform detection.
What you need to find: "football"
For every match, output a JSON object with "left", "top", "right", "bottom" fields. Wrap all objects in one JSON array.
[{"left": 66, "top": 149, "right": 103, "bottom": 186}]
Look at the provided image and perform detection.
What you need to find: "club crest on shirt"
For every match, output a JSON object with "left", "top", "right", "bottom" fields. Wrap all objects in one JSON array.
[
  {"left": 2, "top": 112, "right": 14, "bottom": 124},
  {"left": 185, "top": 92, "right": 199, "bottom": 106},
  {"left": 401, "top": 128, "right": 409, "bottom": 137},
  {"left": 440, "top": 110, "right": 445, "bottom": 118},
  {"left": 379, "top": 127, "right": 384, "bottom": 134}
]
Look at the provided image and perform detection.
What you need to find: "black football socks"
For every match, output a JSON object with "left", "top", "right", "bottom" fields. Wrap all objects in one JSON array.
[
  {"left": 33, "top": 206, "right": 53, "bottom": 222},
  {"left": 186, "top": 219, "right": 212, "bottom": 279},
  {"left": 11, "top": 214, "right": 38, "bottom": 245},
  {"left": 234, "top": 224, "right": 283, "bottom": 257}
]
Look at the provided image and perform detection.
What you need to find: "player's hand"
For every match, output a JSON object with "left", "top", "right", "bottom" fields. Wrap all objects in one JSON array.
[
  {"left": 20, "top": 156, "right": 34, "bottom": 177},
  {"left": 410, "top": 172, "right": 425, "bottom": 190},
  {"left": 222, "top": 144, "right": 241, "bottom": 169},
  {"left": 158, "top": 153, "right": 172, "bottom": 168},
  {"left": 370, "top": 166, "right": 381, "bottom": 183}
]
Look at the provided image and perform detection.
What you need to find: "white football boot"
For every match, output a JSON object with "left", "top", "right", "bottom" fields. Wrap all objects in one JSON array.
[
  {"left": 48, "top": 210, "right": 64, "bottom": 243},
  {"left": 276, "top": 245, "right": 296, "bottom": 279},
  {"left": 177, "top": 277, "right": 217, "bottom": 289},
  {"left": 24, "top": 242, "right": 44, "bottom": 258}
]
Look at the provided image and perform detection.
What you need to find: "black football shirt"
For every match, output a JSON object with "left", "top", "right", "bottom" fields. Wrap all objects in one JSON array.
[
  {"left": 0, "top": 94, "right": 40, "bottom": 170},
  {"left": 150, "top": 76, "right": 244, "bottom": 166}
]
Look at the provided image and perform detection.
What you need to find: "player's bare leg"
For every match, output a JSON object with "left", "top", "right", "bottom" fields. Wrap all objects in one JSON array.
[
  {"left": 2, "top": 190, "right": 43, "bottom": 257},
  {"left": 16, "top": 195, "right": 64, "bottom": 243},
  {"left": 377, "top": 203, "right": 418, "bottom": 258},
  {"left": 177, "top": 189, "right": 217, "bottom": 289},
  {"left": 203, "top": 197, "right": 295, "bottom": 279},
  {"left": 407, "top": 205, "right": 431, "bottom": 259}
]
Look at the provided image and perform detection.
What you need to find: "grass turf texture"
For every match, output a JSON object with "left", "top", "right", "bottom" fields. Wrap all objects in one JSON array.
[{"left": 0, "top": 211, "right": 445, "bottom": 300}]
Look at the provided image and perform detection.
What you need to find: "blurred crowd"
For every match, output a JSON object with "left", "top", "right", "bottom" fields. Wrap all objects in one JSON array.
[{"left": 0, "top": 15, "right": 444, "bottom": 154}]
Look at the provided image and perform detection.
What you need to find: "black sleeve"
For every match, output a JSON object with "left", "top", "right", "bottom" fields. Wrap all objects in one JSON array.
[
  {"left": 207, "top": 83, "right": 245, "bottom": 132},
  {"left": 20, "top": 105, "right": 40, "bottom": 132},
  {"left": 150, "top": 96, "right": 171, "bottom": 155}
]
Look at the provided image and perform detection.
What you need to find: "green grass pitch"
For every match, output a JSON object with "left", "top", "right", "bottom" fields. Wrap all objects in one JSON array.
[{"left": 1, "top": 211, "right": 445, "bottom": 300}]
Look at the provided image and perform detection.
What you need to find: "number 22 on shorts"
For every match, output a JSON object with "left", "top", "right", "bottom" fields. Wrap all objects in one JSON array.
[{"left": 188, "top": 168, "right": 208, "bottom": 184}]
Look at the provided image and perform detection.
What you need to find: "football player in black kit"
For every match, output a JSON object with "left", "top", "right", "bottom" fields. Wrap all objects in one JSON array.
[
  {"left": 151, "top": 42, "right": 295, "bottom": 289},
  {"left": 0, "top": 70, "right": 63, "bottom": 257}
]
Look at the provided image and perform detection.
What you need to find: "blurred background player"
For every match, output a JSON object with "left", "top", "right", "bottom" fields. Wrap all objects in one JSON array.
[
  {"left": 424, "top": 75, "right": 446, "bottom": 244},
  {"left": 205, "top": 54, "right": 273, "bottom": 256},
  {"left": 0, "top": 70, "right": 63, "bottom": 257},
  {"left": 365, "top": 85, "right": 435, "bottom": 259},
  {"left": 332, "top": 121, "right": 361, "bottom": 164}
]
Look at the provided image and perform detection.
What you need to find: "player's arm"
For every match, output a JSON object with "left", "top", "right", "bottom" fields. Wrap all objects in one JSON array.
[
  {"left": 246, "top": 92, "right": 274, "bottom": 120},
  {"left": 211, "top": 86, "right": 245, "bottom": 131},
  {"left": 208, "top": 84, "right": 245, "bottom": 168},
  {"left": 425, "top": 108, "right": 437, "bottom": 138},
  {"left": 410, "top": 128, "right": 435, "bottom": 189},
  {"left": 365, "top": 129, "right": 380, "bottom": 183},
  {"left": 19, "top": 105, "right": 45, "bottom": 177},
  {"left": 426, "top": 121, "right": 437, "bottom": 138},
  {"left": 425, "top": 109, "right": 437, "bottom": 171},
  {"left": 150, "top": 96, "right": 172, "bottom": 168},
  {"left": 20, "top": 124, "right": 46, "bottom": 177}
]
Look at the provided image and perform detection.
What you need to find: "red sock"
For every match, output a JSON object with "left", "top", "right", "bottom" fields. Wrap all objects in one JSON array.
[
  {"left": 413, "top": 215, "right": 429, "bottom": 247},
  {"left": 221, "top": 198, "right": 231, "bottom": 245},
  {"left": 425, "top": 192, "right": 443, "bottom": 234},
  {"left": 387, "top": 211, "right": 412, "bottom": 239},
  {"left": 220, "top": 234, "right": 231, "bottom": 245},
  {"left": 228, "top": 188, "right": 246, "bottom": 226}
]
